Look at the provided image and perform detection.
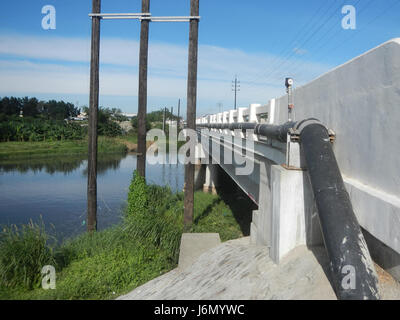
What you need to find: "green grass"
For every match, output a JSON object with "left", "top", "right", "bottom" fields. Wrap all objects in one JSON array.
[
  {"left": 192, "top": 192, "right": 243, "bottom": 241},
  {"left": 0, "top": 136, "right": 127, "bottom": 160},
  {"left": 0, "top": 173, "right": 245, "bottom": 300},
  {"left": 119, "top": 133, "right": 137, "bottom": 144},
  {"left": 0, "top": 227, "right": 174, "bottom": 300},
  {"left": 0, "top": 219, "right": 56, "bottom": 290}
]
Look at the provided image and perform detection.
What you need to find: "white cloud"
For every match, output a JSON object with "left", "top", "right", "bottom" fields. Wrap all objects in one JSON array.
[
  {"left": 0, "top": 34, "right": 90, "bottom": 63},
  {"left": 0, "top": 33, "right": 333, "bottom": 114},
  {"left": 293, "top": 47, "right": 308, "bottom": 55}
]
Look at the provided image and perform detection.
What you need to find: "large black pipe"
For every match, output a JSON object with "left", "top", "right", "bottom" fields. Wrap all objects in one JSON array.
[
  {"left": 197, "top": 119, "right": 380, "bottom": 300},
  {"left": 299, "top": 122, "right": 379, "bottom": 300}
]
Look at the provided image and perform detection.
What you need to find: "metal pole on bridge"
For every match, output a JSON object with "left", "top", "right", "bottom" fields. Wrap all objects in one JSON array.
[
  {"left": 87, "top": 0, "right": 101, "bottom": 232},
  {"left": 137, "top": 0, "right": 150, "bottom": 179},
  {"left": 184, "top": 0, "right": 199, "bottom": 230}
]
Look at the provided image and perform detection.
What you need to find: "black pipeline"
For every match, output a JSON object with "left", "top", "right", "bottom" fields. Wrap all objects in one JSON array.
[
  {"left": 198, "top": 121, "right": 295, "bottom": 143},
  {"left": 197, "top": 119, "right": 380, "bottom": 300},
  {"left": 299, "top": 121, "right": 379, "bottom": 300}
]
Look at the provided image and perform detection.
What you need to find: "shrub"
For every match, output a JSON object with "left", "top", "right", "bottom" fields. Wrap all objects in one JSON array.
[
  {"left": 0, "top": 118, "right": 86, "bottom": 142},
  {"left": 0, "top": 220, "right": 56, "bottom": 289},
  {"left": 126, "top": 171, "right": 148, "bottom": 216},
  {"left": 124, "top": 172, "right": 183, "bottom": 261},
  {"left": 98, "top": 120, "right": 123, "bottom": 137}
]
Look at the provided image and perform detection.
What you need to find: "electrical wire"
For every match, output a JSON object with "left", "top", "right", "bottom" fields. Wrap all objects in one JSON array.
[{"left": 243, "top": 0, "right": 330, "bottom": 87}]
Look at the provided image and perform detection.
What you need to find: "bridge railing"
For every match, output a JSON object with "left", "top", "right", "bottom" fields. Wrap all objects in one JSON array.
[{"left": 197, "top": 101, "right": 276, "bottom": 126}]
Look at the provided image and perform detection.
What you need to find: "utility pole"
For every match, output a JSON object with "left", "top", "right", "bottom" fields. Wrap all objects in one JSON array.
[
  {"left": 87, "top": 0, "right": 101, "bottom": 232},
  {"left": 232, "top": 75, "right": 240, "bottom": 110},
  {"left": 137, "top": 0, "right": 150, "bottom": 179},
  {"left": 217, "top": 102, "right": 223, "bottom": 113},
  {"left": 85, "top": 3, "right": 200, "bottom": 233},
  {"left": 184, "top": 0, "right": 199, "bottom": 230},
  {"left": 162, "top": 106, "right": 166, "bottom": 131},
  {"left": 177, "top": 98, "right": 181, "bottom": 128},
  {"left": 176, "top": 99, "right": 181, "bottom": 168}
]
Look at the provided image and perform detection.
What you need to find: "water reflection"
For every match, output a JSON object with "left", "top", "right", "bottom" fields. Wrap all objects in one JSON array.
[
  {"left": 0, "top": 153, "right": 127, "bottom": 176},
  {"left": 0, "top": 156, "right": 85, "bottom": 175},
  {"left": 0, "top": 153, "right": 184, "bottom": 240}
]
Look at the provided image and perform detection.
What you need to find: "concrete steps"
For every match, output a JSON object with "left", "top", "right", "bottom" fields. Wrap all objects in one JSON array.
[{"left": 178, "top": 233, "right": 221, "bottom": 271}]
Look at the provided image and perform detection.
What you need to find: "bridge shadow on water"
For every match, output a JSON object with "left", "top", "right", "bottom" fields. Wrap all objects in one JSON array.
[{"left": 214, "top": 168, "right": 257, "bottom": 236}]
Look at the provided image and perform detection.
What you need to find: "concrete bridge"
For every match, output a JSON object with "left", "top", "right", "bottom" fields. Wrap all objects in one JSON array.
[{"left": 193, "top": 39, "right": 400, "bottom": 293}]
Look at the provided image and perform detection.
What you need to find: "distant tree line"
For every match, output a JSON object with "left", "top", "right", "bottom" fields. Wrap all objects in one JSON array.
[
  {"left": 131, "top": 109, "right": 182, "bottom": 132},
  {"left": 146, "top": 109, "right": 180, "bottom": 123},
  {"left": 0, "top": 117, "right": 86, "bottom": 142},
  {"left": 0, "top": 96, "right": 80, "bottom": 121},
  {"left": 0, "top": 96, "right": 124, "bottom": 142},
  {"left": 81, "top": 106, "right": 124, "bottom": 137}
]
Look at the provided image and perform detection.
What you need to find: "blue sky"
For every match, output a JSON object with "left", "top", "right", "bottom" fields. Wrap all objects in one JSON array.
[{"left": 0, "top": 0, "right": 399, "bottom": 116}]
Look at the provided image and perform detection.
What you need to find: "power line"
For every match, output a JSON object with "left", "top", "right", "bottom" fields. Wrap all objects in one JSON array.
[
  {"left": 248, "top": 0, "right": 339, "bottom": 87},
  {"left": 290, "top": 0, "right": 393, "bottom": 83},
  {"left": 287, "top": 0, "right": 370, "bottom": 78},
  {"left": 327, "top": 0, "right": 400, "bottom": 54},
  {"left": 260, "top": 0, "right": 348, "bottom": 86},
  {"left": 243, "top": 0, "right": 328, "bottom": 87}
]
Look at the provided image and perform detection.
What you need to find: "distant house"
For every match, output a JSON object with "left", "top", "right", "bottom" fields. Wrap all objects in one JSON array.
[
  {"left": 121, "top": 113, "right": 137, "bottom": 120},
  {"left": 70, "top": 112, "right": 88, "bottom": 121}
]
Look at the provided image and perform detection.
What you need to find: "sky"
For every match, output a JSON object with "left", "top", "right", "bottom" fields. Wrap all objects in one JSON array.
[{"left": 0, "top": 0, "right": 399, "bottom": 117}]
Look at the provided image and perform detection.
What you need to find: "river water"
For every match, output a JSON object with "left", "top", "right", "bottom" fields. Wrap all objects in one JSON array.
[{"left": 0, "top": 153, "right": 184, "bottom": 240}]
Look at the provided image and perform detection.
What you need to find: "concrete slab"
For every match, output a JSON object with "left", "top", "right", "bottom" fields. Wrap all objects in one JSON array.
[
  {"left": 118, "top": 237, "right": 400, "bottom": 300},
  {"left": 178, "top": 233, "right": 221, "bottom": 271},
  {"left": 118, "top": 237, "right": 336, "bottom": 300}
]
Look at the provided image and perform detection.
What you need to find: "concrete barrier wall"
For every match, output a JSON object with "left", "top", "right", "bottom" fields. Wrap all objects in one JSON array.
[
  {"left": 275, "top": 39, "right": 400, "bottom": 194},
  {"left": 273, "top": 39, "right": 400, "bottom": 256}
]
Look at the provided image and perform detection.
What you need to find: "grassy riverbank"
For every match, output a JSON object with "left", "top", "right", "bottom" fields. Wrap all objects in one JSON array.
[
  {"left": 0, "top": 130, "right": 191, "bottom": 161},
  {"left": 0, "top": 136, "right": 129, "bottom": 160},
  {"left": 0, "top": 172, "right": 245, "bottom": 300}
]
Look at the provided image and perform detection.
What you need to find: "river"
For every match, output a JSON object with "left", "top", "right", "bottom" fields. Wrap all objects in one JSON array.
[{"left": 0, "top": 153, "right": 184, "bottom": 240}]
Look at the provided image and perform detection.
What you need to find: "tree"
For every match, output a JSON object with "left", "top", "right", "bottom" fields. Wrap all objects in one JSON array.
[
  {"left": 21, "top": 97, "right": 39, "bottom": 117},
  {"left": 44, "top": 100, "right": 79, "bottom": 120},
  {"left": 0, "top": 97, "right": 21, "bottom": 116},
  {"left": 131, "top": 115, "right": 150, "bottom": 131}
]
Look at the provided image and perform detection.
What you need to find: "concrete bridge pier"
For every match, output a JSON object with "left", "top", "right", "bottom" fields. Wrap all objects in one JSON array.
[
  {"left": 202, "top": 164, "right": 220, "bottom": 195},
  {"left": 250, "top": 140, "right": 324, "bottom": 264}
]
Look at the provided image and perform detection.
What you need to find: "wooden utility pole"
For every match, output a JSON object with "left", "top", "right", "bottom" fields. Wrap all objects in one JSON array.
[
  {"left": 184, "top": 0, "right": 199, "bottom": 229},
  {"left": 137, "top": 0, "right": 150, "bottom": 178},
  {"left": 87, "top": 0, "right": 101, "bottom": 232}
]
